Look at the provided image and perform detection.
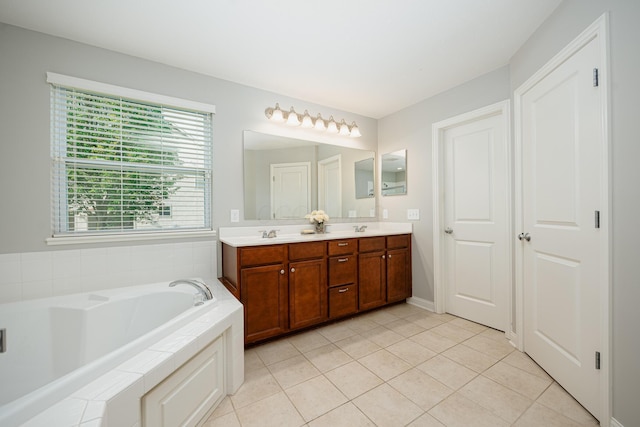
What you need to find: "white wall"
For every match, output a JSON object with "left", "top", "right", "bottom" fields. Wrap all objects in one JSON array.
[
  {"left": 378, "top": 66, "right": 511, "bottom": 302},
  {"left": 510, "top": 1, "right": 640, "bottom": 425}
]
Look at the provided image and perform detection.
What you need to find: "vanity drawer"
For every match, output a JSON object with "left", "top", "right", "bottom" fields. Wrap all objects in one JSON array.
[
  {"left": 239, "top": 245, "right": 287, "bottom": 267},
  {"left": 289, "top": 241, "right": 325, "bottom": 261},
  {"left": 387, "top": 234, "right": 410, "bottom": 249},
  {"left": 329, "top": 284, "right": 358, "bottom": 319},
  {"left": 328, "top": 239, "right": 357, "bottom": 256},
  {"left": 329, "top": 255, "right": 357, "bottom": 286},
  {"left": 358, "top": 236, "right": 386, "bottom": 253}
]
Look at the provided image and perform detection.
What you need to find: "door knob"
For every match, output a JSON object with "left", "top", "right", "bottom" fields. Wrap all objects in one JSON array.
[
  {"left": 444, "top": 227, "right": 453, "bottom": 234},
  {"left": 518, "top": 233, "right": 531, "bottom": 242}
]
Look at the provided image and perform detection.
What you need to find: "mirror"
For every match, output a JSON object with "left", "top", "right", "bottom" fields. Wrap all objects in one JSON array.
[
  {"left": 381, "top": 149, "right": 407, "bottom": 196},
  {"left": 243, "top": 131, "right": 376, "bottom": 220}
]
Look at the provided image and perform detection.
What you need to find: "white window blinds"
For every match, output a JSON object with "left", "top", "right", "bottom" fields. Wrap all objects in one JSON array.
[{"left": 49, "top": 75, "right": 213, "bottom": 237}]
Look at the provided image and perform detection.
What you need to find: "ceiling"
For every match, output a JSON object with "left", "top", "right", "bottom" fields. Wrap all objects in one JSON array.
[{"left": 0, "top": 0, "right": 561, "bottom": 118}]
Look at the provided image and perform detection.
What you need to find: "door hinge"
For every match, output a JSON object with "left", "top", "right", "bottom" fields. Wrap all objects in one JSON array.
[
  {"left": 595, "top": 210, "right": 600, "bottom": 229},
  {"left": 593, "top": 68, "right": 599, "bottom": 87},
  {"left": 595, "top": 351, "right": 601, "bottom": 370}
]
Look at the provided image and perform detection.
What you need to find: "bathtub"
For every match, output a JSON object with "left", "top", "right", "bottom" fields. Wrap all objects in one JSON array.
[{"left": 0, "top": 279, "right": 244, "bottom": 427}]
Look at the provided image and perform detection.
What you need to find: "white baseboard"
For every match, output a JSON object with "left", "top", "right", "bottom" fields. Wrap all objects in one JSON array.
[
  {"left": 610, "top": 417, "right": 624, "bottom": 427},
  {"left": 407, "top": 296, "right": 435, "bottom": 312}
]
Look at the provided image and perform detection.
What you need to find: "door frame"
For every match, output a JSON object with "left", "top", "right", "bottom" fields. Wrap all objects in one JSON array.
[
  {"left": 432, "top": 100, "right": 512, "bottom": 336},
  {"left": 513, "top": 13, "right": 610, "bottom": 424}
]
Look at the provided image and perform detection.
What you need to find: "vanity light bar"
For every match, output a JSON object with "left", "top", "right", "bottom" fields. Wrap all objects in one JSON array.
[{"left": 265, "top": 103, "right": 361, "bottom": 137}]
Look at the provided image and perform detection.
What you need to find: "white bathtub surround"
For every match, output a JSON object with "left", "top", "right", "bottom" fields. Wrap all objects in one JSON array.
[
  {"left": 0, "top": 280, "right": 243, "bottom": 427},
  {"left": 0, "top": 241, "right": 216, "bottom": 304},
  {"left": 219, "top": 222, "right": 412, "bottom": 247}
]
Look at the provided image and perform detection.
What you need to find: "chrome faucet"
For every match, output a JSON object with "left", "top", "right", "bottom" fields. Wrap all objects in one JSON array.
[
  {"left": 353, "top": 225, "right": 368, "bottom": 232},
  {"left": 169, "top": 279, "right": 213, "bottom": 301},
  {"left": 259, "top": 229, "right": 279, "bottom": 238}
]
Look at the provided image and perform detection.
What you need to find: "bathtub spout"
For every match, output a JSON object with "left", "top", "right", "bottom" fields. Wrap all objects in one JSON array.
[{"left": 169, "top": 279, "right": 214, "bottom": 301}]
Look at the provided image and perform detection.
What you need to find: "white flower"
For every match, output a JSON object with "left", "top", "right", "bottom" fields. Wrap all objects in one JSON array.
[{"left": 305, "top": 210, "right": 329, "bottom": 224}]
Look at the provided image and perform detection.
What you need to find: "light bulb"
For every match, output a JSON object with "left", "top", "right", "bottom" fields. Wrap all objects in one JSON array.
[
  {"left": 301, "top": 110, "right": 314, "bottom": 128},
  {"left": 349, "top": 121, "right": 361, "bottom": 137},
  {"left": 327, "top": 116, "right": 338, "bottom": 133},
  {"left": 286, "top": 107, "right": 300, "bottom": 126},
  {"left": 314, "top": 114, "right": 326, "bottom": 131}
]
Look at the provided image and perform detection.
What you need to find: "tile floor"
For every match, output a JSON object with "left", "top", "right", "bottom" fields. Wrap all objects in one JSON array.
[{"left": 202, "top": 303, "right": 599, "bottom": 427}]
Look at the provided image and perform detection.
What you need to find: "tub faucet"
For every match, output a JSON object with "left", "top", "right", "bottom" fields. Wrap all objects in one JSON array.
[{"left": 169, "top": 279, "right": 213, "bottom": 301}]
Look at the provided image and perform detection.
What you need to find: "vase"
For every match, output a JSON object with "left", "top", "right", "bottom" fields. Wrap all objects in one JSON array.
[{"left": 314, "top": 222, "right": 325, "bottom": 234}]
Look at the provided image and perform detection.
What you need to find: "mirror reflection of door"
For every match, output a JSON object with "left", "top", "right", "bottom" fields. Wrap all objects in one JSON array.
[
  {"left": 354, "top": 158, "right": 374, "bottom": 199},
  {"left": 270, "top": 162, "right": 311, "bottom": 219},
  {"left": 318, "top": 155, "right": 341, "bottom": 218}
]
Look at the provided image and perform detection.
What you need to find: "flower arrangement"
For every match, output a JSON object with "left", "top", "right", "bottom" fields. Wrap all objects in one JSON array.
[{"left": 305, "top": 210, "right": 329, "bottom": 233}]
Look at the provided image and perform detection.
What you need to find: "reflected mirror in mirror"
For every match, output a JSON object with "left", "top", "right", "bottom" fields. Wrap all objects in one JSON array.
[
  {"left": 355, "top": 158, "right": 374, "bottom": 199},
  {"left": 381, "top": 149, "right": 407, "bottom": 196},
  {"left": 243, "top": 131, "right": 376, "bottom": 220}
]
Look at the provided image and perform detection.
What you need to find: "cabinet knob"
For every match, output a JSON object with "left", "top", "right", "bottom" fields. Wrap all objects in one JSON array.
[
  {"left": 280, "top": 269, "right": 285, "bottom": 275},
  {"left": 338, "top": 288, "right": 349, "bottom": 293},
  {"left": 382, "top": 255, "right": 386, "bottom": 259},
  {"left": 290, "top": 267, "right": 296, "bottom": 273},
  {"left": 388, "top": 254, "right": 392, "bottom": 258}
]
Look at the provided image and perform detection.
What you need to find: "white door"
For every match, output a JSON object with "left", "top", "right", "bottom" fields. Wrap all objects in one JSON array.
[
  {"left": 318, "top": 155, "right": 342, "bottom": 218},
  {"left": 270, "top": 162, "right": 311, "bottom": 219},
  {"left": 520, "top": 36, "right": 603, "bottom": 419},
  {"left": 442, "top": 109, "right": 510, "bottom": 331}
]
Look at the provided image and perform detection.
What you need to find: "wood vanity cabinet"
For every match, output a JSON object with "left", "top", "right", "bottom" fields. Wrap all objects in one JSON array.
[
  {"left": 288, "top": 241, "right": 327, "bottom": 330},
  {"left": 221, "top": 233, "right": 412, "bottom": 345}
]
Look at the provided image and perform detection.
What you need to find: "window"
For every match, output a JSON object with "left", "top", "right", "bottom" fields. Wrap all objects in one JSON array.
[{"left": 48, "top": 73, "right": 214, "bottom": 239}]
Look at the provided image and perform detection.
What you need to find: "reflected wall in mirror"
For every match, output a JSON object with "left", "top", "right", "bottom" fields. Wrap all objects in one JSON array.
[
  {"left": 244, "top": 131, "right": 376, "bottom": 220},
  {"left": 354, "top": 158, "right": 375, "bottom": 199},
  {"left": 381, "top": 149, "right": 407, "bottom": 196}
]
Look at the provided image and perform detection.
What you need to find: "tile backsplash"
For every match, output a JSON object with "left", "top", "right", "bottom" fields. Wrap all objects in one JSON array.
[{"left": 0, "top": 241, "right": 217, "bottom": 304}]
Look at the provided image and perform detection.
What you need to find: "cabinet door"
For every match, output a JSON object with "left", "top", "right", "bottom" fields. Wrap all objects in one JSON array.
[
  {"left": 358, "top": 251, "right": 386, "bottom": 310},
  {"left": 289, "top": 258, "right": 328, "bottom": 330},
  {"left": 387, "top": 248, "right": 410, "bottom": 303},
  {"left": 241, "top": 264, "right": 288, "bottom": 343}
]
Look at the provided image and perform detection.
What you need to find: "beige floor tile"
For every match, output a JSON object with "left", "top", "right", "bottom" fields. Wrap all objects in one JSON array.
[
  {"left": 384, "top": 318, "right": 427, "bottom": 337},
  {"left": 361, "top": 326, "right": 405, "bottom": 347},
  {"left": 353, "top": 384, "right": 424, "bottom": 427},
  {"left": 388, "top": 368, "right": 454, "bottom": 410},
  {"left": 386, "top": 339, "right": 436, "bottom": 366},
  {"left": 513, "top": 402, "right": 585, "bottom": 427},
  {"left": 405, "top": 313, "right": 445, "bottom": 330},
  {"left": 442, "top": 343, "right": 499, "bottom": 372},
  {"left": 536, "top": 382, "right": 599, "bottom": 425},
  {"left": 463, "top": 334, "right": 515, "bottom": 359},
  {"left": 255, "top": 340, "right": 302, "bottom": 366},
  {"left": 429, "top": 393, "right": 510, "bottom": 427},
  {"left": 429, "top": 312, "right": 457, "bottom": 322},
  {"left": 244, "top": 348, "right": 265, "bottom": 372},
  {"left": 230, "top": 366, "right": 282, "bottom": 409},
  {"left": 325, "top": 361, "right": 384, "bottom": 399},
  {"left": 316, "top": 322, "right": 358, "bottom": 342},
  {"left": 459, "top": 375, "right": 533, "bottom": 423},
  {"left": 202, "top": 410, "right": 241, "bottom": 427},
  {"left": 383, "top": 302, "right": 428, "bottom": 318},
  {"left": 430, "top": 323, "right": 477, "bottom": 343},
  {"left": 502, "top": 350, "right": 552, "bottom": 380},
  {"left": 478, "top": 326, "right": 507, "bottom": 341},
  {"left": 307, "top": 402, "right": 375, "bottom": 427},
  {"left": 448, "top": 317, "right": 488, "bottom": 334},
  {"left": 268, "top": 354, "right": 321, "bottom": 389},
  {"left": 343, "top": 316, "right": 380, "bottom": 333},
  {"left": 236, "top": 391, "right": 305, "bottom": 427},
  {"left": 406, "top": 412, "right": 446, "bottom": 427},
  {"left": 206, "top": 396, "right": 233, "bottom": 420},
  {"left": 483, "top": 361, "right": 552, "bottom": 400},
  {"left": 285, "top": 375, "right": 348, "bottom": 422},
  {"left": 304, "top": 343, "right": 353, "bottom": 373},
  {"left": 358, "top": 349, "right": 412, "bottom": 381},
  {"left": 417, "top": 355, "right": 477, "bottom": 390},
  {"left": 334, "top": 335, "right": 382, "bottom": 359},
  {"left": 410, "top": 330, "right": 458, "bottom": 353},
  {"left": 288, "top": 330, "right": 331, "bottom": 353},
  {"left": 361, "top": 309, "right": 400, "bottom": 325}
]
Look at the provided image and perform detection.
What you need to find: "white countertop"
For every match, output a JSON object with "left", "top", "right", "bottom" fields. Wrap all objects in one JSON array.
[{"left": 218, "top": 222, "right": 412, "bottom": 247}]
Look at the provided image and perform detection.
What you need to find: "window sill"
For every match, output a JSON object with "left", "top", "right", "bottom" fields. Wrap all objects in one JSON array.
[{"left": 45, "top": 230, "right": 217, "bottom": 246}]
